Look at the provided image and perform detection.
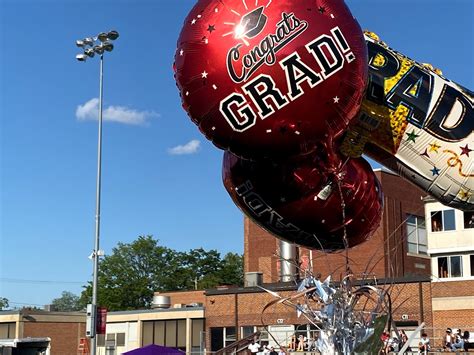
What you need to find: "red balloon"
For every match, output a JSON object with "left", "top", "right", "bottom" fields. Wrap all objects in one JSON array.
[
  {"left": 175, "top": 0, "right": 367, "bottom": 159},
  {"left": 223, "top": 152, "right": 383, "bottom": 250}
]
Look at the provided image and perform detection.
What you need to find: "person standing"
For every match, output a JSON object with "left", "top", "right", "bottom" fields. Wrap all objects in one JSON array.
[{"left": 248, "top": 340, "right": 260, "bottom": 354}]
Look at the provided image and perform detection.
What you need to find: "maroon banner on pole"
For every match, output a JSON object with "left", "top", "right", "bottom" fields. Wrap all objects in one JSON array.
[{"left": 96, "top": 307, "right": 107, "bottom": 335}]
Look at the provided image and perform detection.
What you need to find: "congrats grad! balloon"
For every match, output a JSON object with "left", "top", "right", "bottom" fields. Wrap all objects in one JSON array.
[{"left": 174, "top": 0, "right": 367, "bottom": 159}]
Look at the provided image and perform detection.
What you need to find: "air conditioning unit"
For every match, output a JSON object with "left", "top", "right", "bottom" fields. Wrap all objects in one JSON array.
[{"left": 245, "top": 272, "right": 263, "bottom": 287}]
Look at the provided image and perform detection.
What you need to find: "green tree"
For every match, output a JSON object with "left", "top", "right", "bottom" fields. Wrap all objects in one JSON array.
[
  {"left": 216, "top": 252, "right": 243, "bottom": 286},
  {"left": 0, "top": 297, "right": 9, "bottom": 310},
  {"left": 79, "top": 235, "right": 244, "bottom": 311},
  {"left": 80, "top": 236, "right": 185, "bottom": 311},
  {"left": 182, "top": 248, "right": 224, "bottom": 289},
  {"left": 51, "top": 291, "right": 82, "bottom": 311}
]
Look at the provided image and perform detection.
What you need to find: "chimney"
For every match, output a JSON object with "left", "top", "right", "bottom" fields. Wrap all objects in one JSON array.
[{"left": 280, "top": 240, "right": 298, "bottom": 282}]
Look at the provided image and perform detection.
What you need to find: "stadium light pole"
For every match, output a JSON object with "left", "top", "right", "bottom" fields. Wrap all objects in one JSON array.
[{"left": 76, "top": 30, "right": 119, "bottom": 355}]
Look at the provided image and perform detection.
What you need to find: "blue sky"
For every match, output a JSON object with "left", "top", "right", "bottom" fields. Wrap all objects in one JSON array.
[{"left": 0, "top": 0, "right": 472, "bottom": 308}]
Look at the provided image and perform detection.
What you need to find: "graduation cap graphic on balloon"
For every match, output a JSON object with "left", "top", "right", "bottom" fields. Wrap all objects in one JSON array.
[{"left": 235, "top": 6, "right": 268, "bottom": 39}]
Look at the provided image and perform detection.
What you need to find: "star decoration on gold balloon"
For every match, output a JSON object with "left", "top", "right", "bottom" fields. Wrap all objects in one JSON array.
[
  {"left": 458, "top": 189, "right": 472, "bottom": 201},
  {"left": 460, "top": 144, "right": 472, "bottom": 157},
  {"left": 429, "top": 142, "right": 441, "bottom": 153},
  {"left": 405, "top": 129, "right": 419, "bottom": 143}
]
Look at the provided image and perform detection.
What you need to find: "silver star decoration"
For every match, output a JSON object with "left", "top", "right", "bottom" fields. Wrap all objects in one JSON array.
[
  {"left": 179, "top": 49, "right": 184, "bottom": 56},
  {"left": 333, "top": 96, "right": 340, "bottom": 103},
  {"left": 191, "top": 18, "right": 197, "bottom": 25},
  {"left": 201, "top": 71, "right": 208, "bottom": 78}
]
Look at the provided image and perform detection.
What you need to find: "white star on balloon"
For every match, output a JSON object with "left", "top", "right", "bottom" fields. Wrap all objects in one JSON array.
[
  {"left": 179, "top": 49, "right": 184, "bottom": 56},
  {"left": 201, "top": 71, "right": 208, "bottom": 78},
  {"left": 333, "top": 96, "right": 340, "bottom": 103},
  {"left": 191, "top": 18, "right": 196, "bottom": 25}
]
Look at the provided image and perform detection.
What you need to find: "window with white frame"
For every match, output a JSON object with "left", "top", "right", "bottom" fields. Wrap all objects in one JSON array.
[
  {"left": 437, "top": 255, "right": 463, "bottom": 278},
  {"left": 406, "top": 214, "right": 427, "bottom": 254},
  {"left": 210, "top": 327, "right": 237, "bottom": 352},
  {"left": 430, "top": 210, "right": 455, "bottom": 232}
]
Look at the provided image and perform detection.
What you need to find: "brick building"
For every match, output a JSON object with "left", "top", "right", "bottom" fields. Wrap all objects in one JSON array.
[
  {"left": 203, "top": 169, "right": 474, "bottom": 351},
  {"left": 204, "top": 169, "right": 441, "bottom": 351},
  {"left": 244, "top": 168, "right": 431, "bottom": 283},
  {"left": 425, "top": 198, "right": 474, "bottom": 345},
  {"left": 0, "top": 309, "right": 86, "bottom": 354},
  {"left": 204, "top": 276, "right": 433, "bottom": 352}
]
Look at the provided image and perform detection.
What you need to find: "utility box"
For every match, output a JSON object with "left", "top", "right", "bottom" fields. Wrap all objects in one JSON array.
[
  {"left": 244, "top": 272, "right": 263, "bottom": 287},
  {"left": 86, "top": 304, "right": 96, "bottom": 338}
]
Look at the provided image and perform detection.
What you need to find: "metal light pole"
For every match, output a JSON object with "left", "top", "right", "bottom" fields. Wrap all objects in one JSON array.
[{"left": 76, "top": 30, "right": 119, "bottom": 355}]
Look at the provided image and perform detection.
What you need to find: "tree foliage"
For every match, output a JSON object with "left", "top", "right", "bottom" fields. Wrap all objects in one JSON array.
[
  {"left": 79, "top": 235, "right": 243, "bottom": 311},
  {"left": 0, "top": 297, "right": 8, "bottom": 310},
  {"left": 51, "top": 291, "right": 82, "bottom": 311}
]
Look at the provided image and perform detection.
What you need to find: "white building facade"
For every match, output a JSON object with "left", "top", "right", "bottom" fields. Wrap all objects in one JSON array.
[{"left": 424, "top": 197, "right": 474, "bottom": 281}]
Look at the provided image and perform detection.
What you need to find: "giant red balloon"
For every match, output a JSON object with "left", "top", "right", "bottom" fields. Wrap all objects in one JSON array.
[
  {"left": 223, "top": 152, "right": 383, "bottom": 250},
  {"left": 175, "top": 0, "right": 367, "bottom": 159}
]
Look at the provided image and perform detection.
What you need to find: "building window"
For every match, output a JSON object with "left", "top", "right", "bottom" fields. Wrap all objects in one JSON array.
[
  {"left": 437, "top": 256, "right": 463, "bottom": 278},
  {"left": 192, "top": 319, "right": 204, "bottom": 349},
  {"left": 116, "top": 333, "right": 125, "bottom": 347},
  {"left": 406, "top": 214, "right": 427, "bottom": 254},
  {"left": 105, "top": 333, "right": 116, "bottom": 349},
  {"left": 210, "top": 328, "right": 223, "bottom": 352},
  {"left": 97, "top": 334, "right": 105, "bottom": 347},
  {"left": 471, "top": 255, "right": 474, "bottom": 277},
  {"left": 225, "top": 327, "right": 237, "bottom": 347},
  {"left": 141, "top": 319, "right": 188, "bottom": 351},
  {"left": 464, "top": 211, "right": 474, "bottom": 229},
  {"left": 431, "top": 210, "right": 455, "bottom": 232},
  {"left": 0, "top": 323, "right": 15, "bottom": 339},
  {"left": 241, "top": 326, "right": 255, "bottom": 339}
]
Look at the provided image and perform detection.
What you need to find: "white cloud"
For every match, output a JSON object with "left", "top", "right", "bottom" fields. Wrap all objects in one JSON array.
[
  {"left": 168, "top": 140, "right": 201, "bottom": 155},
  {"left": 76, "top": 98, "right": 159, "bottom": 125}
]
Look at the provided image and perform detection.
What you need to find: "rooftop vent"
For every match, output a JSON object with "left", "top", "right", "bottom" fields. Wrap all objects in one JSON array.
[{"left": 151, "top": 295, "right": 171, "bottom": 309}]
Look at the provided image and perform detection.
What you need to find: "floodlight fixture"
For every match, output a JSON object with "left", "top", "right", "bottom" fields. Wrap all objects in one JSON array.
[
  {"left": 85, "top": 48, "right": 95, "bottom": 58},
  {"left": 76, "top": 54, "right": 88, "bottom": 61},
  {"left": 102, "top": 42, "right": 114, "bottom": 52},
  {"left": 106, "top": 30, "right": 119, "bottom": 40}
]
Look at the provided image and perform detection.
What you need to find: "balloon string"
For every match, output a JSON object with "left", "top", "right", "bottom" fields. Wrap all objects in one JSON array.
[
  {"left": 336, "top": 177, "right": 350, "bottom": 276},
  {"left": 443, "top": 150, "right": 474, "bottom": 178}
]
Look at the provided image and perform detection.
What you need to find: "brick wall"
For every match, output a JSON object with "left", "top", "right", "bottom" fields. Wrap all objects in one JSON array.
[
  {"left": 432, "top": 310, "right": 474, "bottom": 347},
  {"left": 23, "top": 321, "right": 86, "bottom": 355},
  {"left": 431, "top": 280, "right": 474, "bottom": 297}
]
